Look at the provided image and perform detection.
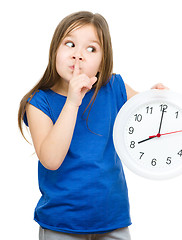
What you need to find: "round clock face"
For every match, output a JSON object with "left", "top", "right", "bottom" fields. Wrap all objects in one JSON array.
[{"left": 113, "top": 90, "right": 182, "bottom": 180}]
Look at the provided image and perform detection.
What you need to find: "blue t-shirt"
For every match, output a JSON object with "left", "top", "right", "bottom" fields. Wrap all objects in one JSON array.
[{"left": 24, "top": 74, "right": 131, "bottom": 234}]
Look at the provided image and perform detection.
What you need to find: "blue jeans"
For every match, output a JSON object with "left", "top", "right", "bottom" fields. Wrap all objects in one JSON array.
[{"left": 39, "top": 226, "right": 131, "bottom": 240}]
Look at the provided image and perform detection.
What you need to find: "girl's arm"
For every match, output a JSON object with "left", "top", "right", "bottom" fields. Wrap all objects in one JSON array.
[
  {"left": 26, "top": 101, "right": 79, "bottom": 171},
  {"left": 125, "top": 83, "right": 138, "bottom": 100},
  {"left": 26, "top": 60, "right": 97, "bottom": 171}
]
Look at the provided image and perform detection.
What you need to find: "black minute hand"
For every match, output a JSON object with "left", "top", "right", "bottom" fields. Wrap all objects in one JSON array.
[{"left": 158, "top": 108, "right": 165, "bottom": 134}]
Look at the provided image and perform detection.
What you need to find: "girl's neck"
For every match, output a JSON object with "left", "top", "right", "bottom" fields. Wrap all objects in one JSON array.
[{"left": 51, "top": 79, "right": 68, "bottom": 97}]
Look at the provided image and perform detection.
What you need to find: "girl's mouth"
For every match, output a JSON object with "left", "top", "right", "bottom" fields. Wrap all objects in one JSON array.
[{"left": 69, "top": 65, "right": 75, "bottom": 70}]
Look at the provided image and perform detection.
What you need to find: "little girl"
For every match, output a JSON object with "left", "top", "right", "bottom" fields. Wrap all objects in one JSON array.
[{"left": 18, "top": 11, "right": 166, "bottom": 240}]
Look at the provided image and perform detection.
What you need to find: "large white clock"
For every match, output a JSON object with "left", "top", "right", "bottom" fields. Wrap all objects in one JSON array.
[{"left": 113, "top": 89, "right": 182, "bottom": 180}]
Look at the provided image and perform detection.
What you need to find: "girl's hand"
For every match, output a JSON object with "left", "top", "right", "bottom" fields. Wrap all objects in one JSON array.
[
  {"left": 67, "top": 59, "right": 97, "bottom": 107},
  {"left": 151, "top": 83, "right": 169, "bottom": 90}
]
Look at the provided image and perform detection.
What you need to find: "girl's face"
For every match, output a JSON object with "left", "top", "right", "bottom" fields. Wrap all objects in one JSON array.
[{"left": 56, "top": 24, "right": 102, "bottom": 84}]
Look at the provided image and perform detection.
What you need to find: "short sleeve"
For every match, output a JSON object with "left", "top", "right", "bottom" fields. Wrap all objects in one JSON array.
[
  {"left": 117, "top": 74, "right": 127, "bottom": 103},
  {"left": 23, "top": 90, "right": 53, "bottom": 127},
  {"left": 110, "top": 74, "right": 127, "bottom": 110}
]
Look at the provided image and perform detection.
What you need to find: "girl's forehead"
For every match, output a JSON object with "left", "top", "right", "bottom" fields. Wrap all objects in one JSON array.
[{"left": 65, "top": 24, "right": 101, "bottom": 43}]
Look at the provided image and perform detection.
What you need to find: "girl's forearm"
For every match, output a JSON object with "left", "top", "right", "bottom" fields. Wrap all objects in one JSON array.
[{"left": 39, "top": 100, "right": 79, "bottom": 170}]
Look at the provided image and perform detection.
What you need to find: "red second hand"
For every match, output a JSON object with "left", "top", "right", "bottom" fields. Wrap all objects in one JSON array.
[{"left": 149, "top": 130, "right": 182, "bottom": 138}]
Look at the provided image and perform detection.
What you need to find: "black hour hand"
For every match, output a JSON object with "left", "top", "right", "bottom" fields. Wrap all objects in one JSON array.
[{"left": 138, "top": 136, "right": 156, "bottom": 144}]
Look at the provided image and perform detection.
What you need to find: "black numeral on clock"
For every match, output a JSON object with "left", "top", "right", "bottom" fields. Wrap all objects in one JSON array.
[
  {"left": 128, "top": 127, "right": 134, "bottom": 134},
  {"left": 178, "top": 150, "right": 182, "bottom": 157},
  {"left": 151, "top": 158, "right": 157, "bottom": 166},
  {"left": 134, "top": 114, "right": 142, "bottom": 122},
  {"left": 146, "top": 106, "right": 153, "bottom": 114},
  {"left": 166, "top": 157, "right": 172, "bottom": 165},
  {"left": 160, "top": 104, "right": 168, "bottom": 112},
  {"left": 130, "top": 141, "right": 135, "bottom": 148},
  {"left": 139, "top": 152, "right": 144, "bottom": 159}
]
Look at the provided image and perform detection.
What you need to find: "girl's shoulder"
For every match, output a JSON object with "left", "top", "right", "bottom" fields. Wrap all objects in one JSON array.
[
  {"left": 28, "top": 89, "right": 50, "bottom": 102},
  {"left": 24, "top": 89, "right": 55, "bottom": 126},
  {"left": 109, "top": 73, "right": 124, "bottom": 86},
  {"left": 28, "top": 88, "right": 66, "bottom": 105},
  {"left": 107, "top": 73, "right": 127, "bottom": 102}
]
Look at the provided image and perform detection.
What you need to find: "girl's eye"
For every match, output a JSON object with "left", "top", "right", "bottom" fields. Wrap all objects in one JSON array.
[
  {"left": 66, "top": 42, "right": 74, "bottom": 48},
  {"left": 87, "top": 46, "right": 95, "bottom": 52}
]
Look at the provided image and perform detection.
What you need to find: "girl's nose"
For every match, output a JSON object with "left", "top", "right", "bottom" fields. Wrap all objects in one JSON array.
[
  {"left": 72, "top": 56, "right": 83, "bottom": 61},
  {"left": 72, "top": 48, "right": 83, "bottom": 61}
]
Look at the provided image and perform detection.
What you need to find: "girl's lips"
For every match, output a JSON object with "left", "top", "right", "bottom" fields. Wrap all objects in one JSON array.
[
  {"left": 69, "top": 65, "right": 75, "bottom": 70},
  {"left": 69, "top": 65, "right": 81, "bottom": 72}
]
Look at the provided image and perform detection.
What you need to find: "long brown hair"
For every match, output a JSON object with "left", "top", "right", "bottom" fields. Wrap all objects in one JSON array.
[{"left": 18, "top": 11, "right": 113, "bottom": 140}]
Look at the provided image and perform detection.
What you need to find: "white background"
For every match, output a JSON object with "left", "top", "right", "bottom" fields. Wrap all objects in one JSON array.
[{"left": 1, "top": 0, "right": 182, "bottom": 239}]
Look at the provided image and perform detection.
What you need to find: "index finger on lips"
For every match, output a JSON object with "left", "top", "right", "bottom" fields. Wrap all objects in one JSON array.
[{"left": 73, "top": 59, "right": 80, "bottom": 77}]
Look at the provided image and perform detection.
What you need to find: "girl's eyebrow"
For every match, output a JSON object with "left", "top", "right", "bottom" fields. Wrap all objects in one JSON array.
[
  {"left": 91, "top": 40, "right": 101, "bottom": 46},
  {"left": 64, "top": 34, "right": 100, "bottom": 46}
]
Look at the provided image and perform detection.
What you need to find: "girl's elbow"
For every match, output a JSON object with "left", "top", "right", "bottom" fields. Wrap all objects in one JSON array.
[
  {"left": 38, "top": 142, "right": 66, "bottom": 170},
  {"left": 38, "top": 150, "right": 64, "bottom": 171},
  {"left": 40, "top": 157, "right": 62, "bottom": 171}
]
